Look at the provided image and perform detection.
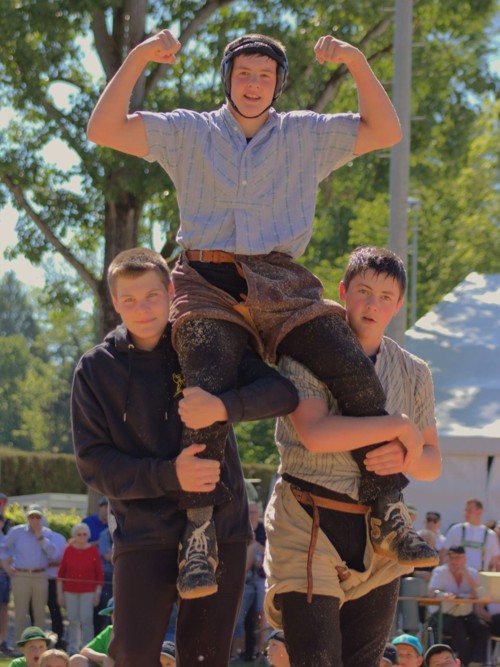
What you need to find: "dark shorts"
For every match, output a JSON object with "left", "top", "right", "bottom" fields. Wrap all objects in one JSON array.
[
  {"left": 0, "top": 572, "right": 11, "bottom": 603},
  {"left": 170, "top": 251, "right": 345, "bottom": 363}
]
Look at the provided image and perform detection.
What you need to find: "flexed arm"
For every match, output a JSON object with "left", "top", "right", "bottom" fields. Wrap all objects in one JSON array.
[
  {"left": 314, "top": 35, "right": 402, "bottom": 154},
  {"left": 87, "top": 29, "right": 181, "bottom": 156}
]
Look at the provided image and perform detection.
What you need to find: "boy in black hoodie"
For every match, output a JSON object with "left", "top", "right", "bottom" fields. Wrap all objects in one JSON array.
[{"left": 71, "top": 247, "right": 298, "bottom": 667}]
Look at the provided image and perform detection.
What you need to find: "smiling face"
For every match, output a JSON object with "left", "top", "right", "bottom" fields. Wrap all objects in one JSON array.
[
  {"left": 229, "top": 53, "right": 277, "bottom": 120},
  {"left": 112, "top": 269, "right": 171, "bottom": 351},
  {"left": 340, "top": 270, "right": 404, "bottom": 355}
]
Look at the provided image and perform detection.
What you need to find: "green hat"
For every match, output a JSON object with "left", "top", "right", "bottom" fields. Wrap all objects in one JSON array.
[
  {"left": 16, "top": 626, "right": 50, "bottom": 647},
  {"left": 98, "top": 597, "right": 114, "bottom": 616}
]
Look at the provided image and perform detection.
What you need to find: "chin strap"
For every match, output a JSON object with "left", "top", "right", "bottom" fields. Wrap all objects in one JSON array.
[{"left": 228, "top": 96, "right": 272, "bottom": 119}]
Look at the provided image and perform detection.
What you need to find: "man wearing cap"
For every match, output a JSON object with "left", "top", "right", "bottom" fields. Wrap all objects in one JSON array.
[
  {"left": 0, "top": 505, "right": 56, "bottom": 642},
  {"left": 9, "top": 626, "right": 50, "bottom": 667},
  {"left": 82, "top": 498, "right": 109, "bottom": 546},
  {"left": 391, "top": 634, "right": 423, "bottom": 667},
  {"left": 381, "top": 643, "right": 400, "bottom": 667},
  {"left": 428, "top": 546, "right": 490, "bottom": 666},
  {"left": 424, "top": 644, "right": 460, "bottom": 667}
]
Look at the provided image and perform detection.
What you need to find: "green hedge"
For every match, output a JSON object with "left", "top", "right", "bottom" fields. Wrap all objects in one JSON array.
[
  {"left": 0, "top": 447, "right": 279, "bottom": 512},
  {"left": 0, "top": 447, "right": 85, "bottom": 496}
]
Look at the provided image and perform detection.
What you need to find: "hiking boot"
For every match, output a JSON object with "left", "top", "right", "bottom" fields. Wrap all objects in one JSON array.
[
  {"left": 369, "top": 493, "right": 439, "bottom": 567},
  {"left": 177, "top": 518, "right": 218, "bottom": 599}
]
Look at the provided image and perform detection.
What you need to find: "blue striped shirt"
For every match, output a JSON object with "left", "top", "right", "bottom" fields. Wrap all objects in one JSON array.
[
  {"left": 0, "top": 524, "right": 56, "bottom": 569},
  {"left": 140, "top": 105, "right": 359, "bottom": 258}
]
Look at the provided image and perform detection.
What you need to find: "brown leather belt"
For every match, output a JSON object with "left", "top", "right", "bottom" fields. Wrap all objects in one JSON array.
[
  {"left": 290, "top": 485, "right": 369, "bottom": 603},
  {"left": 16, "top": 568, "right": 46, "bottom": 573},
  {"left": 290, "top": 486, "right": 369, "bottom": 514},
  {"left": 185, "top": 249, "right": 237, "bottom": 263}
]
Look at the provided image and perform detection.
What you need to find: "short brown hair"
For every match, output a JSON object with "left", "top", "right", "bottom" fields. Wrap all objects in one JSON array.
[
  {"left": 39, "top": 648, "right": 70, "bottom": 667},
  {"left": 343, "top": 246, "right": 407, "bottom": 298},
  {"left": 107, "top": 248, "right": 171, "bottom": 297}
]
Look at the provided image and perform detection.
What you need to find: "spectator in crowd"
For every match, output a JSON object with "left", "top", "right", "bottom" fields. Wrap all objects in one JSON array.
[
  {"left": 428, "top": 545, "right": 490, "bottom": 666},
  {"left": 69, "top": 598, "right": 114, "bottom": 666},
  {"left": 425, "top": 511, "right": 447, "bottom": 553},
  {"left": 381, "top": 643, "right": 400, "bottom": 667},
  {"left": 0, "top": 494, "right": 12, "bottom": 534},
  {"left": 39, "top": 648, "right": 70, "bottom": 667},
  {"left": 424, "top": 644, "right": 460, "bottom": 667},
  {"left": 82, "top": 499, "right": 108, "bottom": 546},
  {"left": 491, "top": 520, "right": 500, "bottom": 571},
  {"left": 231, "top": 502, "right": 265, "bottom": 660},
  {"left": 159, "top": 641, "right": 176, "bottom": 667},
  {"left": 266, "top": 630, "right": 290, "bottom": 667},
  {"left": 0, "top": 505, "right": 56, "bottom": 641},
  {"left": 57, "top": 523, "right": 104, "bottom": 656},
  {"left": 442, "top": 498, "right": 500, "bottom": 571},
  {"left": 96, "top": 527, "right": 113, "bottom": 632},
  {"left": 46, "top": 529, "right": 68, "bottom": 650},
  {"left": 475, "top": 526, "right": 500, "bottom": 636},
  {"left": 413, "top": 529, "right": 438, "bottom": 582},
  {"left": 0, "top": 514, "right": 13, "bottom": 655},
  {"left": 391, "top": 634, "right": 423, "bottom": 667},
  {"left": 9, "top": 626, "right": 50, "bottom": 667},
  {"left": 407, "top": 505, "right": 418, "bottom": 525}
]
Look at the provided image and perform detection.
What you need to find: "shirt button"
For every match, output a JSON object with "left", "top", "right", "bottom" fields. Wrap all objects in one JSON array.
[{"left": 241, "top": 180, "right": 247, "bottom": 186}]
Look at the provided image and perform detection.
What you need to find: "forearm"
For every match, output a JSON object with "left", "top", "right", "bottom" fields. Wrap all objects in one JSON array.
[
  {"left": 220, "top": 375, "right": 298, "bottom": 423},
  {"left": 81, "top": 647, "right": 107, "bottom": 662},
  {"left": 405, "top": 443, "right": 441, "bottom": 481},
  {"left": 292, "top": 407, "right": 412, "bottom": 454},
  {"left": 404, "top": 424, "right": 441, "bottom": 480},
  {"left": 348, "top": 51, "right": 401, "bottom": 152},
  {"left": 87, "top": 48, "right": 147, "bottom": 148}
]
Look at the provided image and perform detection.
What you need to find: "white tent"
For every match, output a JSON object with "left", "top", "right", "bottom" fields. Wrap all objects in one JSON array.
[{"left": 403, "top": 273, "right": 500, "bottom": 532}]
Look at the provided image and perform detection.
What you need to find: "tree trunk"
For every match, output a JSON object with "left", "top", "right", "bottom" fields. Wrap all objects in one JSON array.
[{"left": 97, "top": 191, "right": 143, "bottom": 340}]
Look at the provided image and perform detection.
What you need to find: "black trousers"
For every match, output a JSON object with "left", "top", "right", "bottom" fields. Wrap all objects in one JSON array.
[
  {"left": 429, "top": 612, "right": 490, "bottom": 665},
  {"left": 47, "top": 578, "right": 64, "bottom": 644},
  {"left": 275, "top": 502, "right": 400, "bottom": 667},
  {"left": 176, "top": 313, "right": 407, "bottom": 507},
  {"left": 109, "top": 541, "right": 246, "bottom": 667}
]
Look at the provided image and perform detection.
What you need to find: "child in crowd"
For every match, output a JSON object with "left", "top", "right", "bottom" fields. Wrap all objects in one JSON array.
[
  {"left": 266, "top": 631, "right": 290, "bottom": 667},
  {"left": 9, "top": 627, "right": 50, "bottom": 667},
  {"left": 39, "top": 649, "right": 70, "bottom": 667}
]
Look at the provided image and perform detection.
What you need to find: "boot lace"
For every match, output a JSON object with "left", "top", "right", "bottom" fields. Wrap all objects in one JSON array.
[
  {"left": 384, "top": 501, "right": 422, "bottom": 545},
  {"left": 184, "top": 521, "right": 214, "bottom": 571}
]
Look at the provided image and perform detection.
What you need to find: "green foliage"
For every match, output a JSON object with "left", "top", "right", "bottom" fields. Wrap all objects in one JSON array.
[
  {"left": 0, "top": 272, "right": 39, "bottom": 342},
  {"left": 0, "top": 447, "right": 86, "bottom": 496},
  {"left": 5, "top": 503, "right": 82, "bottom": 540}
]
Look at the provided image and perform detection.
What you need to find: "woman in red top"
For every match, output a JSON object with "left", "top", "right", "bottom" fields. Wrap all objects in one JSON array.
[{"left": 57, "top": 523, "right": 103, "bottom": 655}]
